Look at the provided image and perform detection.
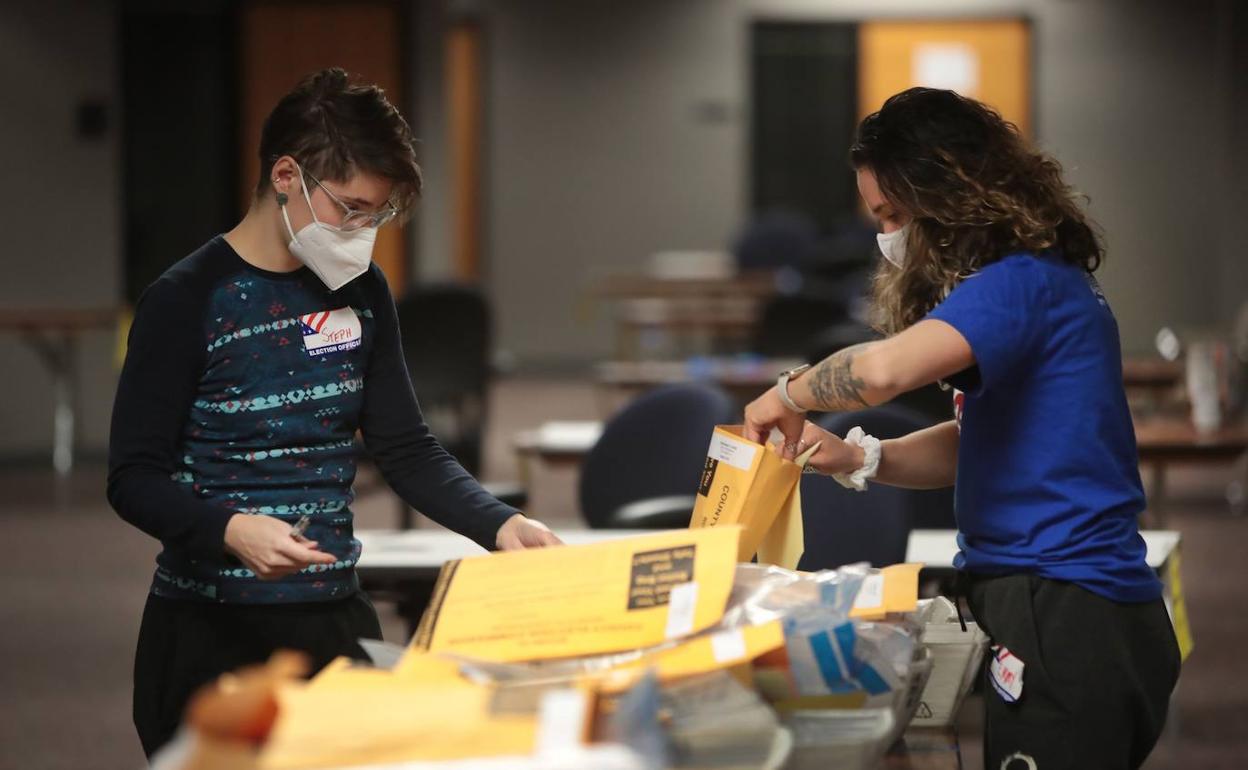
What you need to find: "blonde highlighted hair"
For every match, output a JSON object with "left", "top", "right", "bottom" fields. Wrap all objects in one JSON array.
[{"left": 850, "top": 88, "right": 1103, "bottom": 334}]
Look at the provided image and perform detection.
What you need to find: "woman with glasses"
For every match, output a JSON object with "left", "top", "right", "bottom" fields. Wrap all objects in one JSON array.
[
  {"left": 744, "top": 88, "right": 1180, "bottom": 769},
  {"left": 107, "top": 68, "right": 561, "bottom": 758}
]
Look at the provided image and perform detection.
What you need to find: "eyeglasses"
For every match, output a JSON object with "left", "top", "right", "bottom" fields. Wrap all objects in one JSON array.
[{"left": 301, "top": 167, "right": 399, "bottom": 231}]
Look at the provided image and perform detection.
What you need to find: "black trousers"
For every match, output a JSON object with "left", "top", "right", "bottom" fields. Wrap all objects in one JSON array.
[
  {"left": 132, "top": 591, "right": 383, "bottom": 759},
  {"left": 966, "top": 573, "right": 1181, "bottom": 770}
]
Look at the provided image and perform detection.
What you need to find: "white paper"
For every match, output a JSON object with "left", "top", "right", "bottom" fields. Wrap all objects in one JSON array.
[
  {"left": 536, "top": 688, "right": 590, "bottom": 754},
  {"left": 536, "top": 421, "right": 603, "bottom": 452},
  {"left": 852, "top": 573, "right": 884, "bottom": 611},
  {"left": 710, "top": 628, "right": 748, "bottom": 663},
  {"left": 706, "top": 432, "right": 758, "bottom": 471},
  {"left": 913, "top": 43, "right": 979, "bottom": 96},
  {"left": 665, "top": 581, "right": 699, "bottom": 639}
]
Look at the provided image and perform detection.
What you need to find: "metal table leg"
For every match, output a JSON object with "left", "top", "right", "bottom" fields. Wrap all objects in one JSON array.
[{"left": 23, "top": 330, "right": 78, "bottom": 478}]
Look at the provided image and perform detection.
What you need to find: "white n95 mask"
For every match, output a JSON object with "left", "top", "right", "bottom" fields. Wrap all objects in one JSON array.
[
  {"left": 876, "top": 222, "right": 912, "bottom": 268},
  {"left": 279, "top": 171, "right": 376, "bottom": 291}
]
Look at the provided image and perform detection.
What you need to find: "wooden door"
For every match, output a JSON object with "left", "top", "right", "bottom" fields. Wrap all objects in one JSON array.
[
  {"left": 858, "top": 19, "right": 1031, "bottom": 136},
  {"left": 239, "top": 1, "right": 408, "bottom": 287}
]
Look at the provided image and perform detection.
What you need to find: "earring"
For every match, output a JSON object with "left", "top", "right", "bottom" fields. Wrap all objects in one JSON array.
[{"left": 276, "top": 192, "right": 288, "bottom": 206}]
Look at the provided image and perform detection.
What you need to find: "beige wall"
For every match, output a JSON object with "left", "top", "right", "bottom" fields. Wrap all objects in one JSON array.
[
  {"left": 1, "top": 0, "right": 1245, "bottom": 456},
  {"left": 0, "top": 1, "right": 121, "bottom": 458},
  {"left": 483, "top": 0, "right": 744, "bottom": 364},
  {"left": 413, "top": 0, "right": 1245, "bottom": 368}
]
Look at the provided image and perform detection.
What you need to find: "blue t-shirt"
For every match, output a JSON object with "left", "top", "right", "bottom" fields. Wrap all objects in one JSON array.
[{"left": 926, "top": 252, "right": 1161, "bottom": 603}]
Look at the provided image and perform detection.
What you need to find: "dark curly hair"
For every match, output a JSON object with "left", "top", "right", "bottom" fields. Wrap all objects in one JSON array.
[
  {"left": 850, "top": 87, "right": 1103, "bottom": 334},
  {"left": 256, "top": 67, "right": 422, "bottom": 212}
]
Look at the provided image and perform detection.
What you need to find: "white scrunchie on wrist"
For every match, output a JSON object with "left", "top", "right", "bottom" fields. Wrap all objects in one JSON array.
[{"left": 831, "top": 426, "right": 881, "bottom": 492}]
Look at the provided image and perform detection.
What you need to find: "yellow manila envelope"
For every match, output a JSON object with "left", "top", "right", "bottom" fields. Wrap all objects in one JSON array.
[
  {"left": 412, "top": 526, "right": 742, "bottom": 662},
  {"left": 575, "top": 620, "right": 789, "bottom": 696},
  {"left": 607, "top": 620, "right": 785, "bottom": 689},
  {"left": 756, "top": 448, "right": 817, "bottom": 570},
  {"left": 690, "top": 426, "right": 814, "bottom": 569},
  {"left": 389, "top": 648, "right": 483, "bottom": 683},
  {"left": 259, "top": 669, "right": 539, "bottom": 769},
  {"left": 848, "top": 562, "right": 923, "bottom": 620}
]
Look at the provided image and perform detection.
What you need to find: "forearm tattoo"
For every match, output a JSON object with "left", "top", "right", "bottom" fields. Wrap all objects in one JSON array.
[{"left": 807, "top": 343, "right": 872, "bottom": 411}]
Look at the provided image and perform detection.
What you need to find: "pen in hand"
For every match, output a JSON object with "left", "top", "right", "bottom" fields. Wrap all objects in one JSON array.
[{"left": 290, "top": 515, "right": 311, "bottom": 540}]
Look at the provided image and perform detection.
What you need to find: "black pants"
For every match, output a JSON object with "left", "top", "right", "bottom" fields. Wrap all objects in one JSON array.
[
  {"left": 132, "top": 591, "right": 383, "bottom": 759},
  {"left": 966, "top": 573, "right": 1181, "bottom": 770}
]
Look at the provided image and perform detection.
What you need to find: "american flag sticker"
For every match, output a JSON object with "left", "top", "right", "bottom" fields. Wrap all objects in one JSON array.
[{"left": 299, "top": 307, "right": 362, "bottom": 356}]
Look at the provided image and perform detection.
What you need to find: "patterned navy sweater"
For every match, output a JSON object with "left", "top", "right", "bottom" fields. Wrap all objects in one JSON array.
[{"left": 108, "top": 236, "right": 516, "bottom": 603}]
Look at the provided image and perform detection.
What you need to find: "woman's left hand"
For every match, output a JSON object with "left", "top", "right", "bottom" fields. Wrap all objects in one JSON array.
[
  {"left": 496, "top": 514, "right": 564, "bottom": 550},
  {"left": 793, "top": 422, "right": 866, "bottom": 477}
]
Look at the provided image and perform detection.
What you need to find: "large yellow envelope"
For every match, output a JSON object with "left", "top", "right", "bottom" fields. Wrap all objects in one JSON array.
[
  {"left": 848, "top": 562, "right": 923, "bottom": 620},
  {"left": 690, "top": 426, "right": 810, "bottom": 569},
  {"left": 412, "top": 526, "right": 742, "bottom": 662},
  {"left": 605, "top": 620, "right": 785, "bottom": 689},
  {"left": 259, "top": 669, "right": 539, "bottom": 769}
]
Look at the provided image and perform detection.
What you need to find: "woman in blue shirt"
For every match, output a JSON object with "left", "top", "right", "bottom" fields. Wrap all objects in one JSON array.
[{"left": 744, "top": 87, "right": 1180, "bottom": 770}]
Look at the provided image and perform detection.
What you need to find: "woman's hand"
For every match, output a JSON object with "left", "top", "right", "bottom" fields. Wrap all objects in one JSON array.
[
  {"left": 793, "top": 421, "right": 866, "bottom": 477},
  {"left": 743, "top": 386, "right": 806, "bottom": 457},
  {"left": 496, "top": 514, "right": 564, "bottom": 550},
  {"left": 223, "top": 514, "right": 338, "bottom": 580}
]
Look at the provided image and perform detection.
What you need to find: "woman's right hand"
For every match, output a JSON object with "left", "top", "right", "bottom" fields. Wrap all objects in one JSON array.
[
  {"left": 743, "top": 386, "right": 807, "bottom": 457},
  {"left": 223, "top": 514, "right": 338, "bottom": 580}
]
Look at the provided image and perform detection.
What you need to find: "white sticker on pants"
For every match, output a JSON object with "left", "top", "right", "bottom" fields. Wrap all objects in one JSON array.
[
  {"left": 989, "top": 644, "right": 1025, "bottom": 703},
  {"left": 664, "top": 581, "right": 698, "bottom": 639}
]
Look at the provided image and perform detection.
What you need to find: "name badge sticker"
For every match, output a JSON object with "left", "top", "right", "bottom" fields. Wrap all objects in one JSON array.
[{"left": 300, "top": 308, "right": 362, "bottom": 356}]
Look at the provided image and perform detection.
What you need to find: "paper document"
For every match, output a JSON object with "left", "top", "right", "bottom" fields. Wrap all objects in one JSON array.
[{"left": 412, "top": 527, "right": 741, "bottom": 662}]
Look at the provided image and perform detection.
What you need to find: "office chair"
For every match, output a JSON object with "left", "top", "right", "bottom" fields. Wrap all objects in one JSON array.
[
  {"left": 579, "top": 384, "right": 737, "bottom": 529},
  {"left": 391, "top": 285, "right": 525, "bottom": 528}
]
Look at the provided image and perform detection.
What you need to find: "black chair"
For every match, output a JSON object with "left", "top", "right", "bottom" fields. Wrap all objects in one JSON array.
[
  {"left": 392, "top": 285, "right": 525, "bottom": 527},
  {"left": 395, "top": 285, "right": 491, "bottom": 473},
  {"left": 579, "top": 384, "right": 737, "bottom": 529},
  {"left": 750, "top": 294, "right": 856, "bottom": 360},
  {"left": 796, "top": 404, "right": 956, "bottom": 570},
  {"left": 732, "top": 209, "right": 820, "bottom": 273}
]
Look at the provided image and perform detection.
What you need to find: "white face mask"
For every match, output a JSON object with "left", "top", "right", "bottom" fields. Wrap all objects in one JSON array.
[
  {"left": 876, "top": 222, "right": 912, "bottom": 268},
  {"left": 279, "top": 168, "right": 376, "bottom": 291}
]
